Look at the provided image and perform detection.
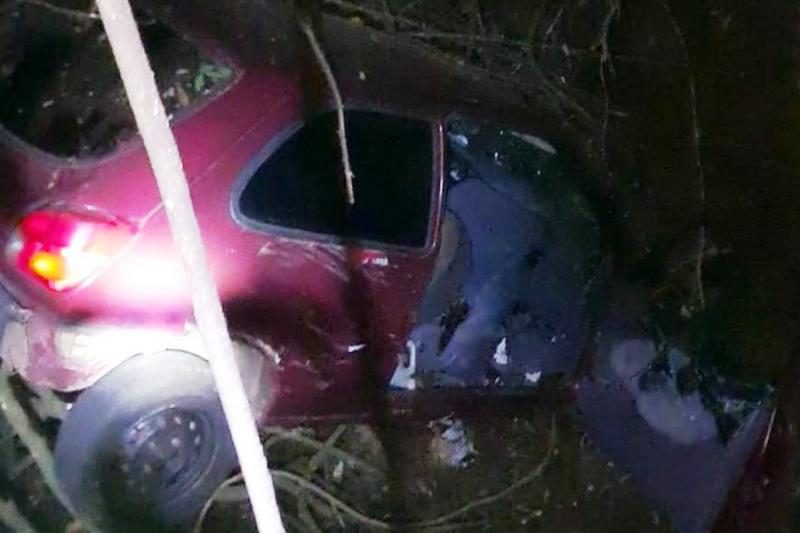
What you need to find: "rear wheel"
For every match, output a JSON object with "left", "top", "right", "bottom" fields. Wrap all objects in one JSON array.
[{"left": 54, "top": 351, "right": 238, "bottom": 532}]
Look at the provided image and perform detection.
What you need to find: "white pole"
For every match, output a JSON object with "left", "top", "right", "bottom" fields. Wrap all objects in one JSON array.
[{"left": 93, "top": 2, "right": 285, "bottom": 531}]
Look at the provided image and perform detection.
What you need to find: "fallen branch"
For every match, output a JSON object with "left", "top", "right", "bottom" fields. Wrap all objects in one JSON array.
[
  {"left": 662, "top": 0, "right": 706, "bottom": 311},
  {"left": 0, "top": 498, "right": 37, "bottom": 533},
  {"left": 199, "top": 418, "right": 555, "bottom": 531},
  {"left": 262, "top": 427, "right": 383, "bottom": 476},
  {"left": 194, "top": 473, "right": 252, "bottom": 533},
  {"left": 379, "top": 0, "right": 396, "bottom": 31},
  {"left": 272, "top": 469, "right": 392, "bottom": 530},
  {"left": 283, "top": 417, "right": 556, "bottom": 530},
  {"left": 542, "top": 7, "right": 564, "bottom": 39},
  {"left": 307, "top": 424, "right": 347, "bottom": 473},
  {"left": 332, "top": 0, "right": 597, "bottom": 127},
  {"left": 283, "top": 416, "right": 555, "bottom": 530},
  {"left": 298, "top": 18, "right": 356, "bottom": 205},
  {"left": 198, "top": 469, "right": 391, "bottom": 531},
  {"left": 410, "top": 417, "right": 557, "bottom": 528},
  {"left": 0, "top": 371, "right": 70, "bottom": 516},
  {"left": 19, "top": 0, "right": 99, "bottom": 21},
  {"left": 200, "top": 414, "right": 556, "bottom": 531},
  {"left": 404, "top": 30, "right": 690, "bottom": 70},
  {"left": 297, "top": 492, "right": 326, "bottom": 533},
  {"left": 596, "top": 0, "right": 620, "bottom": 163},
  {"left": 28, "top": 384, "right": 68, "bottom": 421}
]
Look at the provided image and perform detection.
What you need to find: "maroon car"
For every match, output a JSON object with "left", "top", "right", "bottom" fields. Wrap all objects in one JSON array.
[{"left": 0, "top": 7, "right": 782, "bottom": 532}]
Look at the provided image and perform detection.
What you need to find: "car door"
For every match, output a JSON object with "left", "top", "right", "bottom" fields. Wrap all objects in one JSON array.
[{"left": 209, "top": 105, "right": 442, "bottom": 420}]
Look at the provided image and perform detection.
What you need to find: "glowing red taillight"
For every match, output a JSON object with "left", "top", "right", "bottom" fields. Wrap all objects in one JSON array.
[{"left": 5, "top": 209, "right": 136, "bottom": 291}]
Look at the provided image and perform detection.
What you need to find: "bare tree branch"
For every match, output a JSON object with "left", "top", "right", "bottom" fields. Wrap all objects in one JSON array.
[
  {"left": 0, "top": 370, "right": 101, "bottom": 531},
  {"left": 19, "top": 0, "right": 99, "bottom": 21},
  {"left": 411, "top": 416, "right": 557, "bottom": 528},
  {"left": 597, "top": 0, "right": 620, "bottom": 163},
  {"left": 662, "top": 0, "right": 706, "bottom": 311},
  {"left": 299, "top": 18, "right": 356, "bottom": 205},
  {"left": 0, "top": 498, "right": 37, "bottom": 533},
  {"left": 0, "top": 371, "right": 67, "bottom": 514}
]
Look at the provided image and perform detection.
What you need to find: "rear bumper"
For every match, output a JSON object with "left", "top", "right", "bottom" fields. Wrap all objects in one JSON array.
[
  {"left": 0, "top": 309, "right": 203, "bottom": 391},
  {"left": 0, "top": 307, "right": 275, "bottom": 425}
]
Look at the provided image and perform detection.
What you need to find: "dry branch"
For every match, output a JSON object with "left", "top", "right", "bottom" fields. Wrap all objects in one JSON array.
[
  {"left": 19, "top": 0, "right": 99, "bottom": 21},
  {"left": 596, "top": 0, "right": 620, "bottom": 163},
  {"left": 0, "top": 371, "right": 70, "bottom": 515},
  {"left": 0, "top": 498, "right": 37, "bottom": 533},
  {"left": 661, "top": 0, "right": 707, "bottom": 311},
  {"left": 410, "top": 417, "right": 557, "bottom": 528},
  {"left": 262, "top": 427, "right": 383, "bottom": 476},
  {"left": 198, "top": 418, "right": 556, "bottom": 531},
  {"left": 298, "top": 19, "right": 356, "bottom": 205}
]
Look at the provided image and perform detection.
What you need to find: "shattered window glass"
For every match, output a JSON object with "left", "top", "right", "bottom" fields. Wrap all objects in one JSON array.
[
  {"left": 0, "top": 8, "right": 233, "bottom": 157},
  {"left": 237, "top": 110, "right": 434, "bottom": 248}
]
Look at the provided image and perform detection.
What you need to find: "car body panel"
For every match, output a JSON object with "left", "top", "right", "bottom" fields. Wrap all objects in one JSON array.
[{"left": 0, "top": 27, "right": 446, "bottom": 421}]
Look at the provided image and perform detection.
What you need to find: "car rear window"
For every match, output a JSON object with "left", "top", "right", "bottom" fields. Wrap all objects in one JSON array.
[
  {"left": 0, "top": 7, "right": 233, "bottom": 158},
  {"left": 236, "top": 110, "right": 434, "bottom": 248}
]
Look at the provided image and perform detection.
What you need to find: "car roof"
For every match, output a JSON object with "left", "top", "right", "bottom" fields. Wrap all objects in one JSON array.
[{"left": 144, "top": 0, "right": 570, "bottom": 136}]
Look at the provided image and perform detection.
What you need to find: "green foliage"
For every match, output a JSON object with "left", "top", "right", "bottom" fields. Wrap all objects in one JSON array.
[{"left": 193, "top": 63, "right": 232, "bottom": 94}]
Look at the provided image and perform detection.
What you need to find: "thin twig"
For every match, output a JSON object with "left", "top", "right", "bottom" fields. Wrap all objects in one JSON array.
[
  {"left": 596, "top": 0, "right": 620, "bottom": 163},
  {"left": 662, "top": 0, "right": 706, "bottom": 311},
  {"left": 272, "top": 469, "right": 392, "bottom": 530},
  {"left": 0, "top": 371, "right": 70, "bottom": 516},
  {"left": 410, "top": 416, "right": 557, "bottom": 528},
  {"left": 0, "top": 498, "right": 37, "bottom": 533},
  {"left": 298, "top": 492, "right": 326, "bottom": 533},
  {"left": 19, "top": 0, "right": 99, "bottom": 21},
  {"left": 379, "top": 0, "right": 396, "bottom": 31},
  {"left": 262, "top": 427, "right": 383, "bottom": 477},
  {"left": 307, "top": 424, "right": 347, "bottom": 473},
  {"left": 324, "top": 0, "right": 421, "bottom": 29},
  {"left": 397, "top": 0, "right": 428, "bottom": 15},
  {"left": 321, "top": 0, "right": 595, "bottom": 122},
  {"left": 28, "top": 384, "right": 68, "bottom": 421},
  {"left": 282, "top": 513, "right": 308, "bottom": 533},
  {"left": 0, "top": 499, "right": 36, "bottom": 533},
  {"left": 416, "top": 521, "right": 490, "bottom": 532},
  {"left": 598, "top": 58, "right": 610, "bottom": 163},
  {"left": 228, "top": 467, "right": 483, "bottom": 531},
  {"left": 760, "top": 407, "right": 777, "bottom": 456},
  {"left": 402, "top": 31, "right": 685, "bottom": 70},
  {"left": 597, "top": 0, "right": 620, "bottom": 76},
  {"left": 193, "top": 473, "right": 248, "bottom": 533},
  {"left": 298, "top": 19, "right": 356, "bottom": 205},
  {"left": 11, "top": 455, "right": 35, "bottom": 479},
  {"left": 0, "top": 372, "right": 100, "bottom": 532},
  {"left": 294, "top": 418, "right": 555, "bottom": 529},
  {"left": 543, "top": 7, "right": 564, "bottom": 39},
  {"left": 201, "top": 419, "right": 555, "bottom": 532},
  {"left": 470, "top": 0, "right": 488, "bottom": 66}
]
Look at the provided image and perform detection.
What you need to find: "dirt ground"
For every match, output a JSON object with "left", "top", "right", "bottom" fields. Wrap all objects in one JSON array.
[
  {"left": 3, "top": 398, "right": 673, "bottom": 532},
  {"left": 1, "top": 0, "right": 800, "bottom": 531}
]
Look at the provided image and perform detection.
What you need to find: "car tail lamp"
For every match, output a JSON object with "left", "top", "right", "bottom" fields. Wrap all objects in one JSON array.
[{"left": 5, "top": 209, "right": 136, "bottom": 291}]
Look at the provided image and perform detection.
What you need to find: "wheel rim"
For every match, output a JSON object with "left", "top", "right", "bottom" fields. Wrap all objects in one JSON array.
[{"left": 106, "top": 406, "right": 216, "bottom": 506}]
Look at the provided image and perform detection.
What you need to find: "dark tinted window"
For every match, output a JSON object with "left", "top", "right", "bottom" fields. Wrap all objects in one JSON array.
[{"left": 237, "top": 110, "right": 433, "bottom": 247}]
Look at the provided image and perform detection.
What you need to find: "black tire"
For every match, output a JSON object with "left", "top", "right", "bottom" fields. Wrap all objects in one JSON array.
[{"left": 55, "top": 351, "right": 238, "bottom": 532}]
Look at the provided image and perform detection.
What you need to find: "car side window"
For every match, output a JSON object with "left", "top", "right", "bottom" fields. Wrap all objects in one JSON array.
[{"left": 236, "top": 110, "right": 434, "bottom": 248}]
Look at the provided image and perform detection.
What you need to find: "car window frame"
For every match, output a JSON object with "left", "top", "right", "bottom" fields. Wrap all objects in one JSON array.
[{"left": 230, "top": 105, "right": 442, "bottom": 254}]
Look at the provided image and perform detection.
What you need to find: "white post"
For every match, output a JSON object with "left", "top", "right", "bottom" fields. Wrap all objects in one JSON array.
[{"left": 93, "top": 2, "right": 285, "bottom": 531}]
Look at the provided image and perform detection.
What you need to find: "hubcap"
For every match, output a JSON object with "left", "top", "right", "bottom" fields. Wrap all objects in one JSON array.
[{"left": 107, "top": 406, "right": 214, "bottom": 505}]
